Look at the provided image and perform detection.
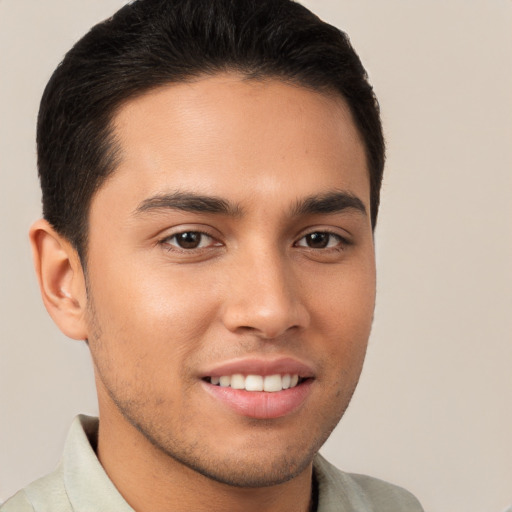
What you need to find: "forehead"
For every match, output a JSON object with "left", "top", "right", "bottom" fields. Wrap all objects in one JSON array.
[{"left": 96, "top": 73, "right": 369, "bottom": 216}]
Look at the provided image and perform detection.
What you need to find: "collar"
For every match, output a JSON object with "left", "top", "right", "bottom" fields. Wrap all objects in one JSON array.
[{"left": 63, "top": 415, "right": 134, "bottom": 511}]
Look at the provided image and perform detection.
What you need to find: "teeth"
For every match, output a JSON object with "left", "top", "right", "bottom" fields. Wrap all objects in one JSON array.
[
  {"left": 263, "top": 374, "right": 282, "bottom": 392},
  {"left": 230, "top": 374, "right": 245, "bottom": 390},
  {"left": 209, "top": 374, "right": 301, "bottom": 392},
  {"left": 219, "top": 376, "right": 231, "bottom": 387},
  {"left": 245, "top": 375, "right": 263, "bottom": 391}
]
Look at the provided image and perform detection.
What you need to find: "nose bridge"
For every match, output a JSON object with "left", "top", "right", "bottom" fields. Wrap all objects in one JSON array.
[{"left": 221, "top": 242, "right": 308, "bottom": 338}]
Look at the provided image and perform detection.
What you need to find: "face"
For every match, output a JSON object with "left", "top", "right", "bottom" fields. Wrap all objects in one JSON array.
[{"left": 84, "top": 74, "right": 376, "bottom": 487}]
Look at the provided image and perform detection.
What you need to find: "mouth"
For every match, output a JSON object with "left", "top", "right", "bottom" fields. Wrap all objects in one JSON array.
[
  {"left": 203, "top": 374, "right": 307, "bottom": 392},
  {"left": 200, "top": 358, "right": 315, "bottom": 419}
]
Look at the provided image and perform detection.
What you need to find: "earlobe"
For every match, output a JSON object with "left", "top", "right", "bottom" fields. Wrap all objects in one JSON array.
[{"left": 29, "top": 219, "right": 89, "bottom": 340}]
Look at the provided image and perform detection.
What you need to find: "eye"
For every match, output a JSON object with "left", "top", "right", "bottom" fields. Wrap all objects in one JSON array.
[
  {"left": 295, "top": 231, "right": 344, "bottom": 249},
  {"left": 163, "top": 231, "right": 219, "bottom": 250}
]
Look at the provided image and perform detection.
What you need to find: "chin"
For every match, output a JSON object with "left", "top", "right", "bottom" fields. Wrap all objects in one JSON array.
[{"left": 166, "top": 444, "right": 318, "bottom": 488}]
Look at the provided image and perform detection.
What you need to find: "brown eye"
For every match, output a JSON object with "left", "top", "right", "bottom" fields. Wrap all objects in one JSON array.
[
  {"left": 305, "top": 233, "right": 329, "bottom": 248},
  {"left": 165, "top": 231, "right": 216, "bottom": 250},
  {"left": 296, "top": 232, "right": 342, "bottom": 249},
  {"left": 175, "top": 232, "right": 202, "bottom": 249}
]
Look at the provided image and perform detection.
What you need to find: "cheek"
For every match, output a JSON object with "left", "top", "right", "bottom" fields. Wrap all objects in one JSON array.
[
  {"left": 311, "top": 258, "right": 375, "bottom": 328},
  {"left": 308, "top": 262, "right": 375, "bottom": 370},
  {"left": 84, "top": 258, "right": 220, "bottom": 379}
]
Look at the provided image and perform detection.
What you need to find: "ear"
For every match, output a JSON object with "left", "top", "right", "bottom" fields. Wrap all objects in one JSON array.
[{"left": 29, "top": 219, "right": 89, "bottom": 340}]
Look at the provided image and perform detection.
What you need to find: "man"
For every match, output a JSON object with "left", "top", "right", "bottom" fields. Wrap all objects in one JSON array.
[{"left": 1, "top": 0, "right": 423, "bottom": 510}]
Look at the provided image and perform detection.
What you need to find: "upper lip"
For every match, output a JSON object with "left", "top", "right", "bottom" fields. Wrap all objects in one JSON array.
[{"left": 200, "top": 356, "right": 315, "bottom": 379}]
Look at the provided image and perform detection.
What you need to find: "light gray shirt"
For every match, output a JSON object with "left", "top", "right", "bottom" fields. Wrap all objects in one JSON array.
[{"left": 1, "top": 415, "right": 423, "bottom": 511}]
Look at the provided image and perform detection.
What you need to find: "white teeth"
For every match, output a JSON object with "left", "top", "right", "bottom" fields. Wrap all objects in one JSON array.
[
  {"left": 263, "top": 374, "right": 282, "bottom": 392},
  {"left": 230, "top": 374, "right": 245, "bottom": 390},
  {"left": 245, "top": 375, "right": 264, "bottom": 391},
  {"left": 219, "top": 375, "right": 231, "bottom": 387},
  {"left": 210, "top": 373, "right": 301, "bottom": 392}
]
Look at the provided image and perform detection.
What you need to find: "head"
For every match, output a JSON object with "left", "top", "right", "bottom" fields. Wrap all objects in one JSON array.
[
  {"left": 31, "top": 0, "right": 384, "bottom": 497},
  {"left": 37, "top": 0, "right": 384, "bottom": 262}
]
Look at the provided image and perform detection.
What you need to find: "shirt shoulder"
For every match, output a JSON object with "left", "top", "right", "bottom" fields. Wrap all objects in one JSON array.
[
  {"left": 314, "top": 454, "right": 424, "bottom": 512},
  {"left": 1, "top": 416, "right": 134, "bottom": 512},
  {"left": 0, "top": 491, "right": 34, "bottom": 512},
  {"left": 347, "top": 472, "right": 424, "bottom": 511},
  {"left": 0, "top": 465, "right": 72, "bottom": 512}
]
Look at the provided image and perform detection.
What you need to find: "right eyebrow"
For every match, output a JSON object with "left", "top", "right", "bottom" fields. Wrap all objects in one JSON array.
[
  {"left": 132, "top": 191, "right": 243, "bottom": 217},
  {"left": 291, "top": 190, "right": 367, "bottom": 218}
]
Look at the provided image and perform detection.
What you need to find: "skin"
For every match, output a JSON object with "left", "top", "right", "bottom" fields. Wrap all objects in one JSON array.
[{"left": 31, "top": 73, "right": 376, "bottom": 512}]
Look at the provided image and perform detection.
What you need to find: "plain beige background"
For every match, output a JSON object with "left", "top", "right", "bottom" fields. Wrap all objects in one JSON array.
[{"left": 1, "top": 1, "right": 511, "bottom": 511}]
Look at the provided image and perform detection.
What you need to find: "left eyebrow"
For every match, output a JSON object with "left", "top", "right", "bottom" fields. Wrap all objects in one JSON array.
[
  {"left": 133, "top": 191, "right": 243, "bottom": 217},
  {"left": 291, "top": 190, "right": 367, "bottom": 217}
]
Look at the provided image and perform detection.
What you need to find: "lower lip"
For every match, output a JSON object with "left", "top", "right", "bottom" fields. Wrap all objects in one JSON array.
[{"left": 201, "top": 379, "right": 313, "bottom": 419}]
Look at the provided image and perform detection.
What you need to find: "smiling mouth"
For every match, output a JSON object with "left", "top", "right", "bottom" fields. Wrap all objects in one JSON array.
[{"left": 203, "top": 374, "right": 308, "bottom": 392}]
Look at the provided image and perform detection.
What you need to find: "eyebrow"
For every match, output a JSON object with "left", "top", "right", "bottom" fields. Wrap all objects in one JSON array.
[
  {"left": 292, "top": 190, "right": 367, "bottom": 217},
  {"left": 133, "top": 191, "right": 242, "bottom": 217},
  {"left": 133, "top": 189, "right": 367, "bottom": 219}
]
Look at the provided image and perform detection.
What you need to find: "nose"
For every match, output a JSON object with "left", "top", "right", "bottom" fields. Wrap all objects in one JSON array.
[{"left": 220, "top": 247, "right": 310, "bottom": 339}]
